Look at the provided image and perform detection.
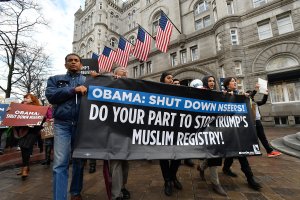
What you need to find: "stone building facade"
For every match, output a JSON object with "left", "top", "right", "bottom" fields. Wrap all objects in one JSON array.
[{"left": 72, "top": 0, "right": 300, "bottom": 126}]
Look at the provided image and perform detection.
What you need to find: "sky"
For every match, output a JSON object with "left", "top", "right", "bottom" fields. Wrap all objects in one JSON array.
[
  {"left": 0, "top": 0, "right": 85, "bottom": 99},
  {"left": 38, "top": 0, "right": 85, "bottom": 75}
]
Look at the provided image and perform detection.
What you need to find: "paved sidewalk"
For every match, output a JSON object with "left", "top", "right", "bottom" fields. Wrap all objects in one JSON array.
[{"left": 0, "top": 127, "right": 300, "bottom": 200}]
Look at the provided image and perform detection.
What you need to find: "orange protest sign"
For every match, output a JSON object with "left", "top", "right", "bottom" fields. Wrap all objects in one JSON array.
[{"left": 2, "top": 103, "right": 48, "bottom": 126}]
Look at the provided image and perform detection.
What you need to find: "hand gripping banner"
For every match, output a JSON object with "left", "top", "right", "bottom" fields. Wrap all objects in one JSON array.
[{"left": 73, "top": 76, "right": 261, "bottom": 160}]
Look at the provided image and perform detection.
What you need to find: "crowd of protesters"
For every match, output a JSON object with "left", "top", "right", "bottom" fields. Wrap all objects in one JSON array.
[{"left": 0, "top": 53, "right": 282, "bottom": 200}]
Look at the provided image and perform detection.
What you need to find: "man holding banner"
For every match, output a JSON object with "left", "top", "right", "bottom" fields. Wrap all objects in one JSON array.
[{"left": 46, "top": 53, "right": 87, "bottom": 200}]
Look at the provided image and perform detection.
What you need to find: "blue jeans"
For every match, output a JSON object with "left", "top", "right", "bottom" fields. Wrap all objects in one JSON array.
[{"left": 53, "top": 123, "right": 84, "bottom": 200}]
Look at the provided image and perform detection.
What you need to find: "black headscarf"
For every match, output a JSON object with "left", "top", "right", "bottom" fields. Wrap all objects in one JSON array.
[{"left": 202, "top": 75, "right": 216, "bottom": 90}]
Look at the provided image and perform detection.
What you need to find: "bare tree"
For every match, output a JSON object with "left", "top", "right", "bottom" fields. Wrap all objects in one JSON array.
[
  {"left": 0, "top": 0, "right": 47, "bottom": 98},
  {"left": 12, "top": 46, "right": 50, "bottom": 99}
]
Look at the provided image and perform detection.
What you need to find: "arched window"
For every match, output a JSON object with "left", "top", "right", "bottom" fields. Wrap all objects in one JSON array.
[
  {"left": 128, "top": 12, "right": 132, "bottom": 21},
  {"left": 87, "top": 38, "right": 93, "bottom": 48},
  {"left": 80, "top": 44, "right": 86, "bottom": 57},
  {"left": 152, "top": 13, "right": 160, "bottom": 35},
  {"left": 266, "top": 55, "right": 299, "bottom": 71},
  {"left": 194, "top": 1, "right": 209, "bottom": 15},
  {"left": 110, "top": 38, "right": 117, "bottom": 47}
]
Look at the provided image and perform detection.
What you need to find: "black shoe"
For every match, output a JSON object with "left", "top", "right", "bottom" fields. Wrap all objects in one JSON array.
[
  {"left": 121, "top": 188, "right": 131, "bottom": 199},
  {"left": 173, "top": 178, "right": 183, "bottom": 190},
  {"left": 247, "top": 177, "right": 262, "bottom": 190},
  {"left": 164, "top": 181, "right": 172, "bottom": 196},
  {"left": 212, "top": 184, "right": 227, "bottom": 196},
  {"left": 223, "top": 168, "right": 238, "bottom": 177},
  {"left": 197, "top": 166, "right": 205, "bottom": 181},
  {"left": 41, "top": 160, "right": 50, "bottom": 165},
  {"left": 0, "top": 150, "right": 3, "bottom": 155},
  {"left": 89, "top": 166, "right": 96, "bottom": 174},
  {"left": 116, "top": 197, "right": 123, "bottom": 200},
  {"left": 184, "top": 159, "right": 194, "bottom": 167}
]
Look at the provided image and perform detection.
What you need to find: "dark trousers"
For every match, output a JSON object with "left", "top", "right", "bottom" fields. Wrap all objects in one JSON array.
[
  {"left": 207, "top": 158, "right": 222, "bottom": 167},
  {"left": 21, "top": 147, "right": 31, "bottom": 166},
  {"left": 256, "top": 120, "right": 273, "bottom": 153},
  {"left": 159, "top": 160, "right": 181, "bottom": 181},
  {"left": 223, "top": 157, "right": 253, "bottom": 178}
]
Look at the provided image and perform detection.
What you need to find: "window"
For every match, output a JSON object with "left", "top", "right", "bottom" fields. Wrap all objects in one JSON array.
[
  {"left": 110, "top": 38, "right": 117, "bottom": 47},
  {"left": 227, "top": 1, "right": 234, "bottom": 15},
  {"left": 295, "top": 116, "right": 300, "bottom": 124},
  {"left": 128, "top": 13, "right": 132, "bottom": 21},
  {"left": 213, "top": 8, "right": 218, "bottom": 22},
  {"left": 277, "top": 13, "right": 294, "bottom": 35},
  {"left": 195, "top": 15, "right": 210, "bottom": 30},
  {"left": 180, "top": 49, "right": 187, "bottom": 64},
  {"left": 87, "top": 38, "right": 93, "bottom": 48},
  {"left": 253, "top": 0, "right": 267, "bottom": 8},
  {"left": 237, "top": 79, "right": 244, "bottom": 92},
  {"left": 230, "top": 28, "right": 239, "bottom": 45},
  {"left": 170, "top": 53, "right": 177, "bottom": 67},
  {"left": 146, "top": 61, "right": 152, "bottom": 74},
  {"left": 195, "top": 19, "right": 203, "bottom": 30},
  {"left": 216, "top": 34, "right": 221, "bottom": 51},
  {"left": 129, "top": 36, "right": 135, "bottom": 45},
  {"left": 146, "top": 0, "right": 151, "bottom": 5},
  {"left": 110, "top": 23, "right": 115, "bottom": 31},
  {"left": 212, "top": 1, "right": 218, "bottom": 21},
  {"left": 190, "top": 46, "right": 199, "bottom": 61},
  {"left": 220, "top": 65, "right": 225, "bottom": 78},
  {"left": 140, "top": 63, "right": 145, "bottom": 76},
  {"left": 133, "top": 66, "right": 138, "bottom": 78},
  {"left": 80, "top": 44, "right": 85, "bottom": 56},
  {"left": 203, "top": 16, "right": 211, "bottom": 27},
  {"left": 234, "top": 61, "right": 242, "bottom": 75},
  {"left": 269, "top": 82, "right": 300, "bottom": 103},
  {"left": 257, "top": 20, "right": 272, "bottom": 40},
  {"left": 274, "top": 116, "right": 288, "bottom": 125},
  {"left": 194, "top": 1, "right": 209, "bottom": 15},
  {"left": 266, "top": 55, "right": 298, "bottom": 71},
  {"left": 87, "top": 51, "right": 92, "bottom": 58},
  {"left": 152, "top": 13, "right": 160, "bottom": 35},
  {"left": 99, "top": 2, "right": 102, "bottom": 9}
]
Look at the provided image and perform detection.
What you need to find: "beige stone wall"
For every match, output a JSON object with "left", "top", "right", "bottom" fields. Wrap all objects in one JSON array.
[{"left": 73, "top": 0, "right": 300, "bottom": 125}]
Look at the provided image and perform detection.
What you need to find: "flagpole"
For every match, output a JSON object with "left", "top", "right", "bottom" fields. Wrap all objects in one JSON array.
[
  {"left": 137, "top": 24, "right": 156, "bottom": 40},
  {"left": 160, "top": 10, "right": 182, "bottom": 34}
]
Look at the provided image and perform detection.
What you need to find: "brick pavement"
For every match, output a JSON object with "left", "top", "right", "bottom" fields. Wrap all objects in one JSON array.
[{"left": 0, "top": 127, "right": 300, "bottom": 200}]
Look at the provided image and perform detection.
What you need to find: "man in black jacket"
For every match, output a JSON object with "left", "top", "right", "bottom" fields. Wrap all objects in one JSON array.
[{"left": 46, "top": 53, "right": 87, "bottom": 200}]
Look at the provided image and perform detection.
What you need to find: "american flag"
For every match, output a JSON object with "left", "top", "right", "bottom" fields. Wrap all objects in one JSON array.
[
  {"left": 92, "top": 52, "right": 99, "bottom": 60},
  {"left": 132, "top": 27, "right": 151, "bottom": 62},
  {"left": 115, "top": 37, "right": 132, "bottom": 68},
  {"left": 156, "top": 12, "right": 173, "bottom": 53},
  {"left": 98, "top": 46, "right": 116, "bottom": 72}
]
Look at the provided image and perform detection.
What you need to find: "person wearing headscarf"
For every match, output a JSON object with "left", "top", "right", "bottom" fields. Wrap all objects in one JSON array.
[
  {"left": 193, "top": 75, "right": 227, "bottom": 196},
  {"left": 221, "top": 77, "right": 262, "bottom": 191},
  {"left": 159, "top": 72, "right": 182, "bottom": 196}
]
